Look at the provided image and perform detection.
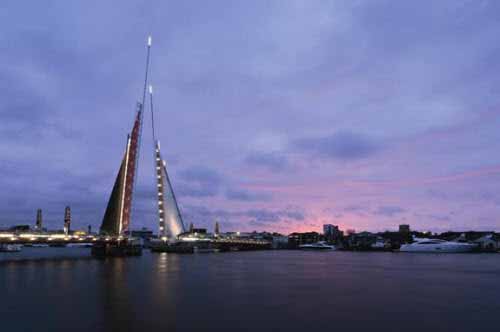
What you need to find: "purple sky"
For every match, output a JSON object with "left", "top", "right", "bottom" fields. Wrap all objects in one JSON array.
[{"left": 1, "top": 1, "right": 500, "bottom": 234}]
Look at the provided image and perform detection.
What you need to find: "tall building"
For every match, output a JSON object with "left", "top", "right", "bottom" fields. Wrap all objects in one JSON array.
[
  {"left": 214, "top": 222, "right": 220, "bottom": 236},
  {"left": 64, "top": 206, "right": 71, "bottom": 235},
  {"left": 399, "top": 224, "right": 410, "bottom": 234},
  {"left": 323, "top": 224, "right": 343, "bottom": 243},
  {"left": 35, "top": 209, "right": 42, "bottom": 231}
]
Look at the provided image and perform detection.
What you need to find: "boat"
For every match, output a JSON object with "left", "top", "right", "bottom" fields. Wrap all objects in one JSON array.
[
  {"left": 299, "top": 241, "right": 335, "bottom": 250},
  {"left": 399, "top": 238, "right": 477, "bottom": 253},
  {"left": 0, "top": 244, "right": 22, "bottom": 252}
]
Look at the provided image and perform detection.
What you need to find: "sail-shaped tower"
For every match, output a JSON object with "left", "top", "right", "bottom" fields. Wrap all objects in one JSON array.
[
  {"left": 149, "top": 86, "right": 186, "bottom": 241},
  {"left": 98, "top": 36, "right": 152, "bottom": 237},
  {"left": 99, "top": 106, "right": 142, "bottom": 236}
]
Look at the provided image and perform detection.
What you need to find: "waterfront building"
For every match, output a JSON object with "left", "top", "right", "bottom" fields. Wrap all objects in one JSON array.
[
  {"left": 9, "top": 225, "right": 30, "bottom": 232},
  {"left": 473, "top": 233, "right": 500, "bottom": 252},
  {"left": 35, "top": 209, "right": 43, "bottom": 231},
  {"left": 399, "top": 224, "right": 410, "bottom": 235},
  {"left": 271, "top": 235, "right": 289, "bottom": 249},
  {"left": 214, "top": 222, "right": 220, "bottom": 237},
  {"left": 131, "top": 228, "right": 154, "bottom": 240},
  {"left": 323, "top": 224, "right": 343, "bottom": 243},
  {"left": 64, "top": 206, "right": 71, "bottom": 235},
  {"left": 131, "top": 228, "right": 154, "bottom": 247},
  {"left": 288, "top": 232, "right": 321, "bottom": 248},
  {"left": 347, "top": 232, "right": 377, "bottom": 250},
  {"left": 192, "top": 228, "right": 207, "bottom": 235}
]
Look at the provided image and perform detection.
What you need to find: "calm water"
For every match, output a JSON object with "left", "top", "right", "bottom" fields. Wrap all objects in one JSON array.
[{"left": 1, "top": 248, "right": 499, "bottom": 332}]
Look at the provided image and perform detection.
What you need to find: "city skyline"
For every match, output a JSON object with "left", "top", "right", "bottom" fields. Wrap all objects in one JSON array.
[{"left": 1, "top": 1, "right": 500, "bottom": 234}]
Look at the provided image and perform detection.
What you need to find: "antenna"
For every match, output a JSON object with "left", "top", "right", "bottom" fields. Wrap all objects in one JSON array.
[
  {"left": 141, "top": 35, "right": 152, "bottom": 110},
  {"left": 149, "top": 84, "right": 156, "bottom": 142}
]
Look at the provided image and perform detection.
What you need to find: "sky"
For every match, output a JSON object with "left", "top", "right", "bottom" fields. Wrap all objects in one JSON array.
[{"left": 1, "top": 0, "right": 500, "bottom": 234}]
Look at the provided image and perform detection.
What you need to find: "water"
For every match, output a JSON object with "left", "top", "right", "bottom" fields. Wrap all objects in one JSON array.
[{"left": 1, "top": 248, "right": 499, "bottom": 331}]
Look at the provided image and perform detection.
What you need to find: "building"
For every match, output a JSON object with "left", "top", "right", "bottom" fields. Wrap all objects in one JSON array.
[
  {"left": 35, "top": 209, "right": 43, "bottom": 231},
  {"left": 271, "top": 235, "right": 289, "bottom": 249},
  {"left": 473, "top": 234, "right": 500, "bottom": 252},
  {"left": 399, "top": 224, "right": 410, "bottom": 235},
  {"left": 64, "top": 206, "right": 71, "bottom": 235},
  {"left": 131, "top": 228, "right": 154, "bottom": 240},
  {"left": 323, "top": 224, "right": 343, "bottom": 243},
  {"left": 347, "top": 232, "right": 378, "bottom": 250},
  {"left": 288, "top": 232, "right": 321, "bottom": 248},
  {"left": 8, "top": 225, "right": 30, "bottom": 232},
  {"left": 214, "top": 222, "right": 220, "bottom": 236}
]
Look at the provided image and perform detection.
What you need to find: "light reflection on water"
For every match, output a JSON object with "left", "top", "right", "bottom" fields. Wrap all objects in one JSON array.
[{"left": 1, "top": 249, "right": 500, "bottom": 332}]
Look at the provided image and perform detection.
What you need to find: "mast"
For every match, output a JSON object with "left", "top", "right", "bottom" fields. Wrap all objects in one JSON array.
[{"left": 129, "top": 35, "right": 152, "bottom": 233}]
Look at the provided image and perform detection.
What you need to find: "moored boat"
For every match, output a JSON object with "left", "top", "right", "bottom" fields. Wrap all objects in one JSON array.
[
  {"left": 299, "top": 241, "right": 335, "bottom": 250},
  {"left": 399, "top": 238, "right": 477, "bottom": 253}
]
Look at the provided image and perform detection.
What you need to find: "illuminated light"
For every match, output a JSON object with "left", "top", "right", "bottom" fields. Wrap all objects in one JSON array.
[
  {"left": 30, "top": 237, "right": 36, "bottom": 241},
  {"left": 118, "top": 137, "right": 132, "bottom": 235},
  {"left": 161, "top": 237, "right": 167, "bottom": 242},
  {"left": 157, "top": 175, "right": 161, "bottom": 179},
  {"left": 51, "top": 234, "right": 66, "bottom": 239},
  {"left": 10, "top": 237, "right": 17, "bottom": 241},
  {"left": 158, "top": 201, "right": 163, "bottom": 205},
  {"left": 159, "top": 218, "right": 163, "bottom": 222},
  {"left": 156, "top": 158, "right": 161, "bottom": 161},
  {"left": 0, "top": 233, "right": 14, "bottom": 238},
  {"left": 156, "top": 167, "right": 160, "bottom": 170},
  {"left": 159, "top": 209, "right": 163, "bottom": 213},
  {"left": 163, "top": 161, "right": 167, "bottom": 167},
  {"left": 157, "top": 184, "right": 162, "bottom": 187},
  {"left": 48, "top": 238, "right": 53, "bottom": 241},
  {"left": 147, "top": 35, "right": 152, "bottom": 47},
  {"left": 149, "top": 85, "right": 153, "bottom": 94},
  {"left": 158, "top": 192, "right": 163, "bottom": 196}
]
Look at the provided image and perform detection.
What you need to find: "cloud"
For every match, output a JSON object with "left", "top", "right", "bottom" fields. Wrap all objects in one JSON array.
[
  {"left": 374, "top": 206, "right": 406, "bottom": 217},
  {"left": 225, "top": 188, "right": 272, "bottom": 202},
  {"left": 293, "top": 131, "right": 379, "bottom": 160},
  {"left": 245, "top": 207, "right": 305, "bottom": 224},
  {"left": 176, "top": 166, "right": 224, "bottom": 197},
  {"left": 181, "top": 205, "right": 305, "bottom": 230},
  {"left": 178, "top": 166, "right": 223, "bottom": 185},
  {"left": 244, "top": 151, "right": 290, "bottom": 172}
]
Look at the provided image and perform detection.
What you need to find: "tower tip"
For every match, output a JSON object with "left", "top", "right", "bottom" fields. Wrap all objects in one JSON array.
[{"left": 147, "top": 35, "right": 152, "bottom": 47}]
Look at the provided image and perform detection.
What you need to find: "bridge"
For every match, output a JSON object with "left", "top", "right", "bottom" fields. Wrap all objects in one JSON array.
[{"left": 0, "top": 232, "right": 98, "bottom": 245}]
